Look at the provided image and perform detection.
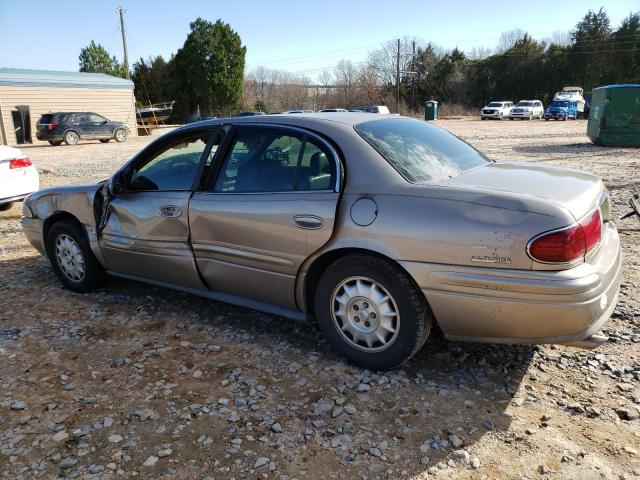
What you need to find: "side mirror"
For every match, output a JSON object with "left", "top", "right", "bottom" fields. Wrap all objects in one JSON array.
[{"left": 107, "top": 170, "right": 127, "bottom": 197}]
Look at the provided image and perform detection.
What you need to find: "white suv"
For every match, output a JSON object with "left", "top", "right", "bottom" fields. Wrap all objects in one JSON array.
[
  {"left": 508, "top": 100, "right": 544, "bottom": 120},
  {"left": 480, "top": 101, "right": 513, "bottom": 120}
]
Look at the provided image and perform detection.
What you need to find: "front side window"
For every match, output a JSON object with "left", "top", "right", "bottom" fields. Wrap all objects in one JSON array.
[
  {"left": 214, "top": 126, "right": 335, "bottom": 193},
  {"left": 355, "top": 118, "right": 489, "bottom": 182},
  {"left": 89, "top": 113, "right": 106, "bottom": 123},
  {"left": 129, "top": 131, "right": 212, "bottom": 191}
]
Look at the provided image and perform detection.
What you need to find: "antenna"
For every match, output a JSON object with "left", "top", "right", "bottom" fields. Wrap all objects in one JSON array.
[{"left": 117, "top": 7, "right": 130, "bottom": 79}]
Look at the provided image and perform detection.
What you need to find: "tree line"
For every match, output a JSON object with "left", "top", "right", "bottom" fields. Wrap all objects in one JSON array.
[{"left": 79, "top": 7, "right": 639, "bottom": 118}]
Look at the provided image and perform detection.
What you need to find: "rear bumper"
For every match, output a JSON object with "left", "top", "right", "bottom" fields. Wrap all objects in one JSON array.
[{"left": 400, "top": 222, "right": 622, "bottom": 348}]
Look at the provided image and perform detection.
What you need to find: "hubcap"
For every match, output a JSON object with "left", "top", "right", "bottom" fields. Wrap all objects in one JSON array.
[
  {"left": 67, "top": 132, "right": 78, "bottom": 144},
  {"left": 116, "top": 130, "right": 126, "bottom": 141},
  {"left": 331, "top": 276, "right": 400, "bottom": 352},
  {"left": 55, "top": 234, "right": 85, "bottom": 282}
]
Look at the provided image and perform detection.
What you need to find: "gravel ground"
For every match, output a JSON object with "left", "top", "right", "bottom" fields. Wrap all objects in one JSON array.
[{"left": 1, "top": 119, "right": 639, "bottom": 480}]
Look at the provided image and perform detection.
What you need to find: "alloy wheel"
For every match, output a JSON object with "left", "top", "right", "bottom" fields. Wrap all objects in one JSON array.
[
  {"left": 331, "top": 276, "right": 400, "bottom": 352},
  {"left": 55, "top": 233, "right": 85, "bottom": 282},
  {"left": 65, "top": 132, "right": 79, "bottom": 145}
]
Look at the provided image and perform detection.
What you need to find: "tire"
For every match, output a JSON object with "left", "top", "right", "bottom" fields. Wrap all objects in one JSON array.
[
  {"left": 99, "top": 139, "right": 110, "bottom": 143},
  {"left": 0, "top": 202, "right": 13, "bottom": 212},
  {"left": 64, "top": 131, "right": 80, "bottom": 146},
  {"left": 48, "top": 140, "right": 62, "bottom": 146},
  {"left": 509, "top": 117, "right": 514, "bottom": 121},
  {"left": 114, "top": 128, "right": 128, "bottom": 143},
  {"left": 314, "top": 254, "right": 432, "bottom": 370},
  {"left": 45, "top": 219, "right": 106, "bottom": 293},
  {"left": 481, "top": 117, "right": 486, "bottom": 120}
]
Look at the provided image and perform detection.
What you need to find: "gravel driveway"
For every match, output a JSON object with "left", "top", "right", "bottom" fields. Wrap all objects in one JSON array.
[{"left": 1, "top": 119, "right": 639, "bottom": 479}]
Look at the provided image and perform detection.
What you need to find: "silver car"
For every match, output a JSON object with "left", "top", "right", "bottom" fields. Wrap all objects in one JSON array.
[{"left": 21, "top": 113, "right": 621, "bottom": 369}]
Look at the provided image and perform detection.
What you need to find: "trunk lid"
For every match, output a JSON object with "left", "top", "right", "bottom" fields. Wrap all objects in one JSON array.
[{"left": 447, "top": 161, "right": 604, "bottom": 221}]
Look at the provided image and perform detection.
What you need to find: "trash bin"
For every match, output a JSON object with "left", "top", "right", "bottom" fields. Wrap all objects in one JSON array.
[
  {"left": 587, "top": 84, "right": 640, "bottom": 147},
  {"left": 425, "top": 100, "right": 438, "bottom": 121}
]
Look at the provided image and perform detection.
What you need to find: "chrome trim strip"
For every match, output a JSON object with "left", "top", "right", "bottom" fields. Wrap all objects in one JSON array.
[{"left": 107, "top": 271, "right": 307, "bottom": 321}]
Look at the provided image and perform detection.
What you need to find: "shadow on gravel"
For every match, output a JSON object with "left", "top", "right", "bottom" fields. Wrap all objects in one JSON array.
[{"left": 1, "top": 253, "right": 534, "bottom": 475}]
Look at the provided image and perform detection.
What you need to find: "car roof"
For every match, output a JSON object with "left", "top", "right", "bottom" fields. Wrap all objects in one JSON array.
[{"left": 184, "top": 112, "right": 397, "bottom": 130}]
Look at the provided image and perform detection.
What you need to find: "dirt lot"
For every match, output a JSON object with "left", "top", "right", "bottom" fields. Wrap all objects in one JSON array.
[{"left": 1, "top": 119, "right": 639, "bottom": 480}]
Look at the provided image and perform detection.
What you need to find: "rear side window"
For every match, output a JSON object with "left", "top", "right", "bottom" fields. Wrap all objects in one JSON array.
[
  {"left": 355, "top": 118, "right": 489, "bottom": 182},
  {"left": 213, "top": 126, "right": 336, "bottom": 193}
]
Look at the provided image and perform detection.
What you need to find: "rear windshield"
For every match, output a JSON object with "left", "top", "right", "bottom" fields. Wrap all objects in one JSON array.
[
  {"left": 355, "top": 118, "right": 489, "bottom": 182},
  {"left": 39, "top": 114, "right": 53, "bottom": 123}
]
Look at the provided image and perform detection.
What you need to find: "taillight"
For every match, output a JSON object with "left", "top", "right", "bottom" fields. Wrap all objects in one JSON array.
[
  {"left": 48, "top": 121, "right": 58, "bottom": 130},
  {"left": 528, "top": 209, "right": 602, "bottom": 263},
  {"left": 9, "top": 157, "right": 32, "bottom": 169}
]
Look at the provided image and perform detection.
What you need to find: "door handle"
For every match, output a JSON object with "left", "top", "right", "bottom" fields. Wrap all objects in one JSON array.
[
  {"left": 292, "top": 215, "right": 323, "bottom": 230},
  {"left": 159, "top": 205, "right": 182, "bottom": 218}
]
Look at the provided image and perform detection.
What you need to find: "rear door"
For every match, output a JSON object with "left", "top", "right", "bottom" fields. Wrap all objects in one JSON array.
[
  {"left": 189, "top": 124, "right": 342, "bottom": 309},
  {"left": 99, "top": 127, "right": 220, "bottom": 288}
]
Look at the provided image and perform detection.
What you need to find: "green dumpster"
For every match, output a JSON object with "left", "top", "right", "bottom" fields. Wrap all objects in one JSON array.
[
  {"left": 425, "top": 100, "right": 438, "bottom": 121},
  {"left": 587, "top": 84, "right": 640, "bottom": 147}
]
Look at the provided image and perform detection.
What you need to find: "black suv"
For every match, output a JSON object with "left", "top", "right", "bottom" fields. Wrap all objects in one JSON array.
[{"left": 36, "top": 112, "right": 129, "bottom": 146}]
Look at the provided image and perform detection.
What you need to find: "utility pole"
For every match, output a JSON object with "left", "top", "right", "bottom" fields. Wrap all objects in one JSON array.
[
  {"left": 117, "top": 7, "right": 130, "bottom": 79},
  {"left": 396, "top": 38, "right": 400, "bottom": 113},
  {"left": 411, "top": 40, "right": 416, "bottom": 112}
]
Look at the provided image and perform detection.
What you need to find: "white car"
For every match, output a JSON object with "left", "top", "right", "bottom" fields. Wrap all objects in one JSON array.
[
  {"left": 508, "top": 100, "right": 544, "bottom": 120},
  {"left": 356, "top": 105, "right": 391, "bottom": 114},
  {"left": 480, "top": 101, "right": 513, "bottom": 120},
  {"left": 0, "top": 145, "right": 39, "bottom": 212}
]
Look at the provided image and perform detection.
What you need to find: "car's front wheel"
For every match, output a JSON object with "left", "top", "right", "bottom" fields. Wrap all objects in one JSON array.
[
  {"left": 45, "top": 219, "right": 106, "bottom": 292},
  {"left": 114, "top": 128, "right": 128, "bottom": 143},
  {"left": 64, "top": 131, "right": 80, "bottom": 145},
  {"left": 314, "top": 254, "right": 432, "bottom": 370}
]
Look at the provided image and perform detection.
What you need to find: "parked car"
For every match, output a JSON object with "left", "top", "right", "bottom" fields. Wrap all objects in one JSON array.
[
  {"left": 36, "top": 112, "right": 129, "bottom": 146},
  {"left": 508, "top": 100, "right": 544, "bottom": 120},
  {"left": 233, "top": 111, "right": 267, "bottom": 117},
  {"left": 0, "top": 145, "right": 39, "bottom": 212},
  {"left": 319, "top": 108, "right": 348, "bottom": 112},
  {"left": 21, "top": 114, "right": 621, "bottom": 369},
  {"left": 356, "top": 106, "right": 391, "bottom": 114},
  {"left": 544, "top": 99, "right": 579, "bottom": 121},
  {"left": 480, "top": 101, "right": 513, "bottom": 120},
  {"left": 282, "top": 109, "right": 314, "bottom": 114}
]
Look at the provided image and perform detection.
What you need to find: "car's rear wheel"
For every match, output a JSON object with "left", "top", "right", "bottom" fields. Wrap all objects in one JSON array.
[
  {"left": 45, "top": 219, "right": 105, "bottom": 292},
  {"left": 314, "top": 254, "right": 432, "bottom": 370},
  {"left": 64, "top": 131, "right": 79, "bottom": 146},
  {"left": 0, "top": 202, "right": 13, "bottom": 212},
  {"left": 99, "top": 139, "right": 110, "bottom": 143},
  {"left": 48, "top": 140, "right": 62, "bottom": 146},
  {"left": 114, "top": 128, "right": 128, "bottom": 143}
]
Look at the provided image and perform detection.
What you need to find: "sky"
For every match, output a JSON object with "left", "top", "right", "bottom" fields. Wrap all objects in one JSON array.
[{"left": 0, "top": 0, "right": 637, "bottom": 79}]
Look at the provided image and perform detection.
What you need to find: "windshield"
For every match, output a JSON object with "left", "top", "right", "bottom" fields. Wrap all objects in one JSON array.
[
  {"left": 355, "top": 118, "right": 489, "bottom": 182},
  {"left": 517, "top": 101, "right": 533, "bottom": 107},
  {"left": 487, "top": 102, "right": 502, "bottom": 107},
  {"left": 551, "top": 101, "right": 569, "bottom": 108}
]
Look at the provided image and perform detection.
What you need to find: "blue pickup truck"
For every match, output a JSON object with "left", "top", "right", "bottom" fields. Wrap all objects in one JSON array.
[{"left": 544, "top": 99, "right": 579, "bottom": 121}]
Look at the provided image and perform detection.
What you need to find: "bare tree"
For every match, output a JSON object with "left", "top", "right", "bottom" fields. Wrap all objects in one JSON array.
[
  {"left": 367, "top": 36, "right": 425, "bottom": 86},
  {"left": 497, "top": 29, "right": 526, "bottom": 52}
]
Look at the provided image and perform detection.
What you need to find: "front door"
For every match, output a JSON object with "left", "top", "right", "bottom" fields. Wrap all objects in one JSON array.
[
  {"left": 189, "top": 125, "right": 341, "bottom": 309},
  {"left": 100, "top": 127, "right": 219, "bottom": 288},
  {"left": 87, "top": 112, "right": 110, "bottom": 138}
]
